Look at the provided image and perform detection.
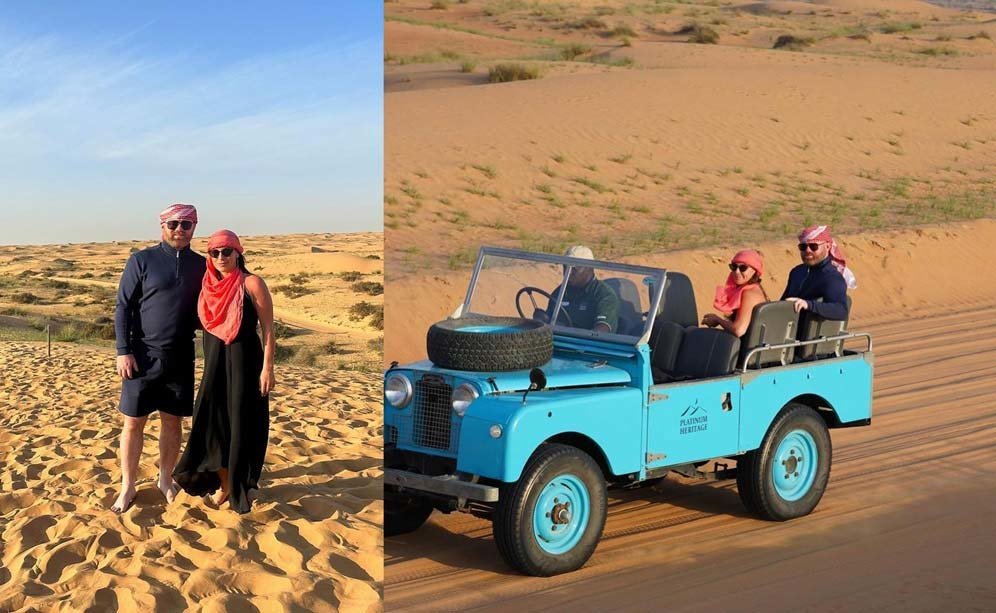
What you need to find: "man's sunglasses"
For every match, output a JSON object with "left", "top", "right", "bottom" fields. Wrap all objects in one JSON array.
[
  {"left": 164, "top": 220, "right": 194, "bottom": 231},
  {"left": 798, "top": 242, "right": 824, "bottom": 252},
  {"left": 728, "top": 263, "right": 751, "bottom": 273},
  {"left": 209, "top": 248, "right": 235, "bottom": 259}
]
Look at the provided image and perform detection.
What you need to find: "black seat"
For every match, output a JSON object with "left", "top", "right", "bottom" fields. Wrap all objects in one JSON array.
[
  {"left": 657, "top": 272, "right": 697, "bottom": 328},
  {"left": 604, "top": 277, "right": 643, "bottom": 335},
  {"left": 649, "top": 319, "right": 685, "bottom": 383},
  {"left": 796, "top": 296, "right": 852, "bottom": 360},
  {"left": 738, "top": 301, "right": 801, "bottom": 369},
  {"left": 658, "top": 327, "right": 740, "bottom": 382}
]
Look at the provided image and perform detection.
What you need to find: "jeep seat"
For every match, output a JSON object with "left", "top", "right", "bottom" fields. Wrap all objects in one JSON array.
[
  {"left": 738, "top": 301, "right": 800, "bottom": 370},
  {"left": 649, "top": 319, "right": 685, "bottom": 383},
  {"left": 604, "top": 277, "right": 643, "bottom": 336},
  {"left": 657, "top": 272, "right": 697, "bottom": 328},
  {"left": 657, "top": 327, "right": 740, "bottom": 383},
  {"left": 796, "top": 296, "right": 852, "bottom": 360}
]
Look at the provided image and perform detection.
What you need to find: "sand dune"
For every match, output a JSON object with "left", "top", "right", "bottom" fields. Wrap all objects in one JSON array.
[
  {"left": 384, "top": 244, "right": 996, "bottom": 611},
  {"left": 0, "top": 342, "right": 382, "bottom": 612}
]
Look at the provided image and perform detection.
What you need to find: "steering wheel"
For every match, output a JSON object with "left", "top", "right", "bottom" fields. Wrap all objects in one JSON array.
[{"left": 515, "top": 286, "right": 575, "bottom": 327}]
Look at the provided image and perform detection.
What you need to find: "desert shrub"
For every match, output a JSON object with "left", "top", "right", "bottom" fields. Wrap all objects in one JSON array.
[
  {"left": 569, "top": 17, "right": 606, "bottom": 30},
  {"left": 968, "top": 30, "right": 991, "bottom": 40},
  {"left": 274, "top": 344, "right": 297, "bottom": 363},
  {"left": 430, "top": 0, "right": 450, "bottom": 8},
  {"left": 561, "top": 43, "right": 591, "bottom": 60},
  {"left": 80, "top": 272, "right": 94, "bottom": 279},
  {"left": 489, "top": 63, "right": 540, "bottom": 83},
  {"left": 773, "top": 34, "right": 814, "bottom": 50},
  {"left": 880, "top": 22, "right": 921, "bottom": 34},
  {"left": 11, "top": 292, "right": 41, "bottom": 304},
  {"left": 322, "top": 340, "right": 348, "bottom": 355},
  {"left": 273, "top": 285, "right": 315, "bottom": 299},
  {"left": 688, "top": 25, "right": 719, "bottom": 44},
  {"left": 273, "top": 321, "right": 301, "bottom": 339},
  {"left": 364, "top": 254, "right": 381, "bottom": 260},
  {"left": 352, "top": 281, "right": 384, "bottom": 296},
  {"left": 339, "top": 271, "right": 363, "bottom": 282},
  {"left": 916, "top": 46, "right": 958, "bottom": 56},
  {"left": 45, "top": 280, "right": 71, "bottom": 290},
  {"left": 367, "top": 337, "right": 384, "bottom": 353},
  {"left": 611, "top": 24, "right": 636, "bottom": 38},
  {"left": 349, "top": 302, "right": 384, "bottom": 330},
  {"left": 289, "top": 273, "right": 310, "bottom": 285},
  {"left": 460, "top": 60, "right": 477, "bottom": 73}
]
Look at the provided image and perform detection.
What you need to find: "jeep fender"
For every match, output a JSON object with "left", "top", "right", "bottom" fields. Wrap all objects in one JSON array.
[{"left": 457, "top": 386, "right": 644, "bottom": 483}]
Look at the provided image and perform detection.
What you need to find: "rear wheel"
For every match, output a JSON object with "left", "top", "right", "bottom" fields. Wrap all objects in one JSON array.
[
  {"left": 737, "top": 403, "right": 832, "bottom": 521},
  {"left": 493, "top": 444, "right": 607, "bottom": 576},
  {"left": 385, "top": 487, "right": 434, "bottom": 537}
]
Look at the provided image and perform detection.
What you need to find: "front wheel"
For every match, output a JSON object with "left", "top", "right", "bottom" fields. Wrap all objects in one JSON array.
[
  {"left": 737, "top": 403, "right": 832, "bottom": 521},
  {"left": 493, "top": 444, "right": 607, "bottom": 576},
  {"left": 385, "top": 487, "right": 434, "bottom": 537}
]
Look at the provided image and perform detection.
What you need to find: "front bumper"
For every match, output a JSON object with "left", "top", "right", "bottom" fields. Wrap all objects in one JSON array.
[{"left": 384, "top": 468, "right": 500, "bottom": 503}]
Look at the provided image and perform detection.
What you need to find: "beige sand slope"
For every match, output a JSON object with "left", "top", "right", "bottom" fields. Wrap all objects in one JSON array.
[
  {"left": 384, "top": 223, "right": 996, "bottom": 611},
  {"left": 0, "top": 342, "right": 382, "bottom": 612}
]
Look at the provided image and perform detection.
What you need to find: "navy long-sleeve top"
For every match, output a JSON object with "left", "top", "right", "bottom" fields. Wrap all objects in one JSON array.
[
  {"left": 779, "top": 257, "right": 849, "bottom": 321},
  {"left": 115, "top": 241, "right": 207, "bottom": 357}
]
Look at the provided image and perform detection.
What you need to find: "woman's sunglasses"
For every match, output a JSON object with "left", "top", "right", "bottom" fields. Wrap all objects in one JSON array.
[
  {"left": 209, "top": 248, "right": 235, "bottom": 259},
  {"left": 798, "top": 242, "right": 824, "bottom": 252},
  {"left": 728, "top": 263, "right": 751, "bottom": 273},
  {"left": 164, "top": 220, "right": 194, "bottom": 231}
]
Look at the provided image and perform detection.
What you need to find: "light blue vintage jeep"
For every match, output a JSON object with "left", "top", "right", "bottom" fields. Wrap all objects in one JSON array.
[{"left": 385, "top": 247, "right": 872, "bottom": 576}]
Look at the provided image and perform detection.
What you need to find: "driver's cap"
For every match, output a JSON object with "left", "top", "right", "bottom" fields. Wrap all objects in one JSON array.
[{"left": 564, "top": 245, "right": 594, "bottom": 260}]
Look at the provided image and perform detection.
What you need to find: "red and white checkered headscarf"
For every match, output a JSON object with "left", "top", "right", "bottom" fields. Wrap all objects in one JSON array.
[
  {"left": 799, "top": 225, "right": 857, "bottom": 289},
  {"left": 159, "top": 203, "right": 198, "bottom": 224}
]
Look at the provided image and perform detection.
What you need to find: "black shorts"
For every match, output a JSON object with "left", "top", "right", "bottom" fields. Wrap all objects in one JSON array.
[{"left": 119, "top": 348, "right": 195, "bottom": 418}]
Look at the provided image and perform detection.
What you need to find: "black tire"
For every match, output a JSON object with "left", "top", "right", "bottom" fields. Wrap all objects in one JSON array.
[
  {"left": 493, "top": 444, "right": 607, "bottom": 576},
  {"left": 385, "top": 487, "right": 434, "bottom": 537},
  {"left": 737, "top": 403, "right": 832, "bottom": 521},
  {"left": 426, "top": 316, "right": 552, "bottom": 372}
]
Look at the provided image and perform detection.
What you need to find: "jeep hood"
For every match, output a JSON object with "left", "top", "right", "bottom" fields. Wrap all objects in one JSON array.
[{"left": 403, "top": 357, "right": 631, "bottom": 393}]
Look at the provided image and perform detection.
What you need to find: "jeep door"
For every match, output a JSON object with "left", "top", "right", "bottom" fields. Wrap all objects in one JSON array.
[{"left": 645, "top": 377, "right": 742, "bottom": 470}]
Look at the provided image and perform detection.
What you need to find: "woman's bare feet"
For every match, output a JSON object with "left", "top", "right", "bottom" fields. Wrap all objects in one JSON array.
[
  {"left": 209, "top": 489, "right": 229, "bottom": 506},
  {"left": 209, "top": 468, "right": 230, "bottom": 506},
  {"left": 111, "top": 486, "right": 136, "bottom": 514}
]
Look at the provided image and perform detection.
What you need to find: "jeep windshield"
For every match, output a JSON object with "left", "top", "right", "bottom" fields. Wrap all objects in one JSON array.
[{"left": 458, "top": 247, "right": 667, "bottom": 344}]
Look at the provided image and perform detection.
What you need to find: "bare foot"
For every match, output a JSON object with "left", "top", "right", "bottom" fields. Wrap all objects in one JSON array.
[
  {"left": 159, "top": 478, "right": 181, "bottom": 504},
  {"left": 111, "top": 487, "right": 136, "bottom": 514},
  {"left": 209, "top": 489, "right": 229, "bottom": 507}
]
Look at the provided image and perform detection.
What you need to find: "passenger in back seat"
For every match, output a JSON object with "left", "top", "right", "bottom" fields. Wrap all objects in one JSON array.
[
  {"left": 781, "top": 225, "right": 856, "bottom": 320},
  {"left": 701, "top": 249, "right": 768, "bottom": 337}
]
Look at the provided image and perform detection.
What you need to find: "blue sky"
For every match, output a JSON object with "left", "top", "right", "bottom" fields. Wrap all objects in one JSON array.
[{"left": 0, "top": 2, "right": 382, "bottom": 245}]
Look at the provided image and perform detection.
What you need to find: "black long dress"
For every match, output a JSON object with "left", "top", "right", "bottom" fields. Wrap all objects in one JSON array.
[{"left": 174, "top": 291, "right": 269, "bottom": 513}]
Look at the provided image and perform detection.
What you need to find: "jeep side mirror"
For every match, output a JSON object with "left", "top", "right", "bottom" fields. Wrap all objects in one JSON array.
[{"left": 522, "top": 368, "right": 547, "bottom": 404}]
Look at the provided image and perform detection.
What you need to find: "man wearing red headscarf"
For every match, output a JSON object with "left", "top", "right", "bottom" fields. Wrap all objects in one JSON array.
[
  {"left": 111, "top": 203, "right": 206, "bottom": 513},
  {"left": 780, "top": 225, "right": 854, "bottom": 321}
]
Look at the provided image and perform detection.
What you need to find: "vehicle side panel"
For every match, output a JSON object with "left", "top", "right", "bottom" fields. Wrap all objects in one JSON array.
[
  {"left": 646, "top": 376, "right": 742, "bottom": 469},
  {"left": 739, "top": 354, "right": 873, "bottom": 451},
  {"left": 457, "top": 386, "right": 644, "bottom": 482}
]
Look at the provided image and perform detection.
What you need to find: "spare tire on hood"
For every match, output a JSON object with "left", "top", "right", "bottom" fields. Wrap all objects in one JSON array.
[{"left": 426, "top": 316, "right": 553, "bottom": 372}]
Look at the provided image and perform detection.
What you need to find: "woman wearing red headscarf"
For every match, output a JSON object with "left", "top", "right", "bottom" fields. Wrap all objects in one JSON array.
[
  {"left": 173, "top": 229, "right": 276, "bottom": 513},
  {"left": 701, "top": 249, "right": 768, "bottom": 337}
]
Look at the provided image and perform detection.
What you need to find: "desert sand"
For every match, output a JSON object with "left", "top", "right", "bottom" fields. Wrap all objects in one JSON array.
[
  {"left": 384, "top": 0, "right": 996, "bottom": 609},
  {"left": 0, "top": 233, "right": 384, "bottom": 611}
]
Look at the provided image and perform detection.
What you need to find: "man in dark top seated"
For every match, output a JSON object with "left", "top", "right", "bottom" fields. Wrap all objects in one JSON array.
[
  {"left": 781, "top": 225, "right": 857, "bottom": 321},
  {"left": 546, "top": 245, "right": 619, "bottom": 333}
]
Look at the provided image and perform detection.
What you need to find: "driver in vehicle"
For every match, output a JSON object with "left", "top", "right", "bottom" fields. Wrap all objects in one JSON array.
[{"left": 544, "top": 245, "right": 620, "bottom": 333}]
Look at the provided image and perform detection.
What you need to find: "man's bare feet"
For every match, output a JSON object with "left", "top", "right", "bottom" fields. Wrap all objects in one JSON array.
[
  {"left": 159, "top": 478, "right": 181, "bottom": 504},
  {"left": 111, "top": 487, "right": 136, "bottom": 514}
]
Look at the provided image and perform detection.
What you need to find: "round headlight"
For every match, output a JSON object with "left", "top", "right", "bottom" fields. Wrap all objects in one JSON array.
[
  {"left": 489, "top": 424, "right": 503, "bottom": 439},
  {"left": 452, "top": 383, "right": 479, "bottom": 417},
  {"left": 385, "top": 374, "right": 412, "bottom": 409}
]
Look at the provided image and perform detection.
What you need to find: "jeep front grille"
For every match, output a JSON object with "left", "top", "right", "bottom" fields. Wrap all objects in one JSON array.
[{"left": 413, "top": 375, "right": 453, "bottom": 451}]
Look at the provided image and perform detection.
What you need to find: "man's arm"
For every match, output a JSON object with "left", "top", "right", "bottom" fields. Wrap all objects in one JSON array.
[
  {"left": 806, "top": 272, "right": 848, "bottom": 321},
  {"left": 115, "top": 255, "right": 142, "bottom": 356}
]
